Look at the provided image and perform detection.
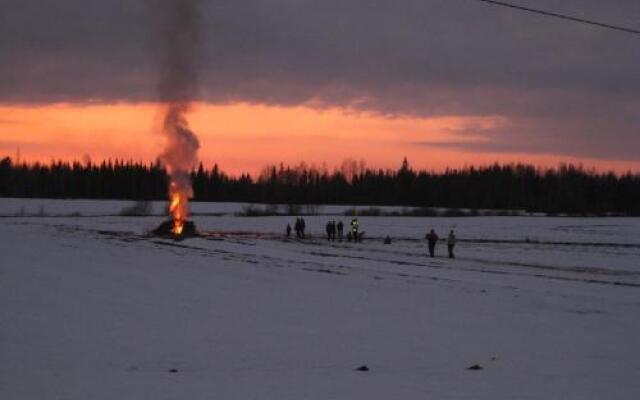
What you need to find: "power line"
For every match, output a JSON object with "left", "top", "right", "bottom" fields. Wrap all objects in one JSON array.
[{"left": 472, "top": 0, "right": 640, "bottom": 35}]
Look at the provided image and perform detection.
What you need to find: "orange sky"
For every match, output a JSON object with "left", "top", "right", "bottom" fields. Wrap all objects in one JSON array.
[{"left": 1, "top": 102, "right": 638, "bottom": 175}]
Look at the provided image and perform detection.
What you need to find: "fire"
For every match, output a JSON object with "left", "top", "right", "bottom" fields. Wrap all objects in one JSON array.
[
  {"left": 168, "top": 181, "right": 188, "bottom": 236},
  {"left": 153, "top": 0, "right": 200, "bottom": 238},
  {"left": 161, "top": 108, "right": 197, "bottom": 237}
]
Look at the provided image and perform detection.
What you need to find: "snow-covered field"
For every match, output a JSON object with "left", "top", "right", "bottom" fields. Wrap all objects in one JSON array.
[{"left": 1, "top": 199, "right": 640, "bottom": 399}]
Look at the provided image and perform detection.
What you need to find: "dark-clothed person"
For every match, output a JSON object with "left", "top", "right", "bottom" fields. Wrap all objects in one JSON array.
[
  {"left": 337, "top": 221, "right": 344, "bottom": 240},
  {"left": 294, "top": 218, "right": 303, "bottom": 238},
  {"left": 426, "top": 229, "right": 439, "bottom": 257},
  {"left": 300, "top": 218, "right": 306, "bottom": 238}
]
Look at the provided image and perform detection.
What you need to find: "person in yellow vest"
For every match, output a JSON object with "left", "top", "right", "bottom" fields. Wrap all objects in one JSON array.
[{"left": 350, "top": 218, "right": 360, "bottom": 242}]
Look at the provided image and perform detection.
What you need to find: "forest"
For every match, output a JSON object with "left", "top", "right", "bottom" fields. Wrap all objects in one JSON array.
[{"left": 1, "top": 156, "right": 639, "bottom": 215}]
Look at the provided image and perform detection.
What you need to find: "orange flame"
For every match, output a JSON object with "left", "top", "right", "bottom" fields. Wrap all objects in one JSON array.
[{"left": 168, "top": 181, "right": 188, "bottom": 236}]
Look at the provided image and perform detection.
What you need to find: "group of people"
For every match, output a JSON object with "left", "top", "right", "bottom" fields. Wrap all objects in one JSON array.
[
  {"left": 322, "top": 218, "right": 364, "bottom": 242},
  {"left": 324, "top": 220, "right": 344, "bottom": 241},
  {"left": 286, "top": 218, "right": 363, "bottom": 242},
  {"left": 286, "top": 218, "right": 307, "bottom": 239},
  {"left": 286, "top": 218, "right": 457, "bottom": 258},
  {"left": 426, "top": 229, "right": 457, "bottom": 258}
]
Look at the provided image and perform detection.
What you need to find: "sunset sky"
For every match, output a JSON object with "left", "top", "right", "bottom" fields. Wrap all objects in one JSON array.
[{"left": 1, "top": 0, "right": 639, "bottom": 175}]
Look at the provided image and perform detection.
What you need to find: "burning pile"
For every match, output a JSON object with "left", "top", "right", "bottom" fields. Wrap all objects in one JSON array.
[
  {"left": 157, "top": 104, "right": 200, "bottom": 238},
  {"left": 152, "top": 219, "right": 198, "bottom": 238},
  {"left": 151, "top": 0, "right": 201, "bottom": 239},
  {"left": 152, "top": 113, "right": 200, "bottom": 239}
]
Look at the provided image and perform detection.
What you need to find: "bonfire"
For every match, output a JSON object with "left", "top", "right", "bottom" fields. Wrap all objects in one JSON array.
[{"left": 151, "top": 0, "right": 201, "bottom": 240}]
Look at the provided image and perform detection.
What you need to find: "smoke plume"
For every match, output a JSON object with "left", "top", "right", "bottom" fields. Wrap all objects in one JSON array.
[{"left": 152, "top": 0, "right": 201, "bottom": 232}]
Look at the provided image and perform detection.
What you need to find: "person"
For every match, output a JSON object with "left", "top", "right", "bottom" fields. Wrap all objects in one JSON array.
[
  {"left": 296, "top": 218, "right": 304, "bottom": 239},
  {"left": 351, "top": 218, "right": 360, "bottom": 242},
  {"left": 426, "top": 229, "right": 439, "bottom": 257},
  {"left": 447, "top": 230, "right": 456, "bottom": 258},
  {"left": 300, "top": 218, "right": 306, "bottom": 238},
  {"left": 384, "top": 235, "right": 392, "bottom": 244},
  {"left": 337, "top": 221, "right": 344, "bottom": 240},
  {"left": 325, "top": 221, "right": 332, "bottom": 241},
  {"left": 286, "top": 223, "right": 292, "bottom": 238},
  {"left": 294, "top": 218, "right": 301, "bottom": 238}
]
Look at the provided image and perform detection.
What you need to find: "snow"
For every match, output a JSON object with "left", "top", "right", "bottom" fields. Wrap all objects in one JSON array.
[{"left": 1, "top": 199, "right": 640, "bottom": 399}]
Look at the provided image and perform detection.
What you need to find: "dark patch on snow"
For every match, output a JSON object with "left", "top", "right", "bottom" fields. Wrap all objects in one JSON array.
[
  {"left": 168, "top": 368, "right": 178, "bottom": 373},
  {"left": 302, "top": 267, "right": 348, "bottom": 276},
  {"left": 467, "top": 364, "right": 483, "bottom": 370},
  {"left": 355, "top": 365, "right": 369, "bottom": 371},
  {"left": 531, "top": 274, "right": 640, "bottom": 288}
]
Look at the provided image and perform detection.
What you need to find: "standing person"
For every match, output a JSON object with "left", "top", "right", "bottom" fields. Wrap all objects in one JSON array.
[
  {"left": 300, "top": 218, "right": 306, "bottom": 239},
  {"left": 351, "top": 218, "right": 360, "bottom": 242},
  {"left": 337, "top": 220, "right": 344, "bottom": 240},
  {"left": 295, "top": 218, "right": 301, "bottom": 238},
  {"left": 286, "top": 223, "right": 292, "bottom": 238},
  {"left": 447, "top": 230, "right": 456, "bottom": 258},
  {"left": 426, "top": 229, "right": 439, "bottom": 257},
  {"left": 325, "top": 221, "right": 332, "bottom": 241},
  {"left": 330, "top": 221, "right": 337, "bottom": 241}
]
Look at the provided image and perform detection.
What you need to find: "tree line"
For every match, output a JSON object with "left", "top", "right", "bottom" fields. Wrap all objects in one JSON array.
[{"left": 1, "top": 156, "right": 639, "bottom": 215}]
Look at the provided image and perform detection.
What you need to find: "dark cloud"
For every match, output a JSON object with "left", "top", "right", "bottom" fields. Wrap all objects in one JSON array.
[
  {"left": 417, "top": 113, "right": 640, "bottom": 162},
  {"left": 1, "top": 0, "right": 639, "bottom": 160}
]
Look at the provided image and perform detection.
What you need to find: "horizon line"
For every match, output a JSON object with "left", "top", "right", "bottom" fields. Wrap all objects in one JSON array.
[{"left": 2, "top": 154, "right": 638, "bottom": 178}]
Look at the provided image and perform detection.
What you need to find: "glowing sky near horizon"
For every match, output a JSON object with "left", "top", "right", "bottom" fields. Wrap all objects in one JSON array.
[
  {"left": 1, "top": 102, "right": 638, "bottom": 175},
  {"left": 2, "top": 1, "right": 639, "bottom": 172}
]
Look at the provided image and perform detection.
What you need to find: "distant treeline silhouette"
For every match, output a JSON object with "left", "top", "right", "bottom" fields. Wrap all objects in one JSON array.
[{"left": 1, "top": 156, "right": 639, "bottom": 215}]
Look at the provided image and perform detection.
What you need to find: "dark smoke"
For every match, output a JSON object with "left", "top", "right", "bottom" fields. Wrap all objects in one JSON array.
[
  {"left": 151, "top": 0, "right": 201, "bottom": 217},
  {"left": 154, "top": 0, "right": 200, "bottom": 104}
]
